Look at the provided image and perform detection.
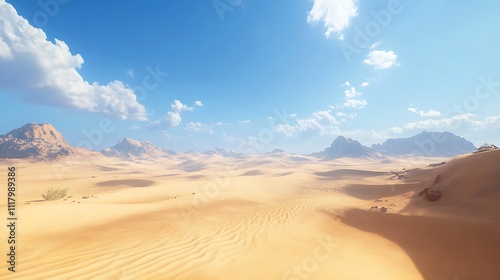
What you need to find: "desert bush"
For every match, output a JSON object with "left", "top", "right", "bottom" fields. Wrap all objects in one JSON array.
[{"left": 41, "top": 186, "right": 72, "bottom": 201}]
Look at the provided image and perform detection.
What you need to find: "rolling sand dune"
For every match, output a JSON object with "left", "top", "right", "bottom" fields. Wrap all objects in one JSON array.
[{"left": 0, "top": 151, "right": 499, "bottom": 279}]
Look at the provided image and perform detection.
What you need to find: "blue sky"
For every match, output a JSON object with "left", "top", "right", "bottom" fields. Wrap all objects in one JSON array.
[{"left": 1, "top": 0, "right": 499, "bottom": 153}]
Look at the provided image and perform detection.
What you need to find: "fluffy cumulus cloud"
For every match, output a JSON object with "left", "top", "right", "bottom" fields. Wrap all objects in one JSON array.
[
  {"left": 149, "top": 100, "right": 196, "bottom": 129},
  {"left": 194, "top": 100, "right": 204, "bottom": 107},
  {"left": 360, "top": 81, "right": 370, "bottom": 87},
  {"left": 363, "top": 50, "right": 398, "bottom": 70},
  {"left": 273, "top": 110, "right": 340, "bottom": 137},
  {"left": 344, "top": 87, "right": 361, "bottom": 99},
  {"left": 0, "top": 1, "right": 147, "bottom": 120},
  {"left": 307, "top": 0, "right": 358, "bottom": 39},
  {"left": 340, "top": 85, "right": 367, "bottom": 109},
  {"left": 171, "top": 100, "right": 193, "bottom": 112},
  {"left": 408, "top": 108, "right": 442, "bottom": 118}
]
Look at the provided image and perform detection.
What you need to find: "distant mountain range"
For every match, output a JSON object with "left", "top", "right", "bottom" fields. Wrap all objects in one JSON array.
[
  {"left": 0, "top": 123, "right": 486, "bottom": 160},
  {"left": 101, "top": 137, "right": 176, "bottom": 158},
  {"left": 371, "top": 131, "right": 476, "bottom": 156},
  {"left": 202, "top": 148, "right": 240, "bottom": 157},
  {"left": 313, "top": 136, "right": 382, "bottom": 160}
]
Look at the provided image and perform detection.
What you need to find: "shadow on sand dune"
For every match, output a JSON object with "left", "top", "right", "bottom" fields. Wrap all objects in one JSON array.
[
  {"left": 314, "top": 169, "right": 386, "bottom": 179},
  {"left": 176, "top": 160, "right": 206, "bottom": 172},
  {"left": 333, "top": 209, "right": 500, "bottom": 280},
  {"left": 96, "top": 179, "right": 155, "bottom": 188},
  {"left": 98, "top": 166, "right": 120, "bottom": 172},
  {"left": 341, "top": 182, "right": 422, "bottom": 201},
  {"left": 241, "top": 170, "right": 263, "bottom": 176}
]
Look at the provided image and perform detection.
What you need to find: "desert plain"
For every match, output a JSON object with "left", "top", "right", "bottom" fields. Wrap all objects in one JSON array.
[{"left": 1, "top": 150, "right": 500, "bottom": 280}]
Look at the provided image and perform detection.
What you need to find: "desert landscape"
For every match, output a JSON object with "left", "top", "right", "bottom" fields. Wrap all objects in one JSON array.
[
  {"left": 1, "top": 123, "right": 499, "bottom": 280},
  {"left": 2, "top": 1, "right": 500, "bottom": 279}
]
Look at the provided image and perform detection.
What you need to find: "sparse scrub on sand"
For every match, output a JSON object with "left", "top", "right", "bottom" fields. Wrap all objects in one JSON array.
[{"left": 41, "top": 186, "right": 72, "bottom": 201}]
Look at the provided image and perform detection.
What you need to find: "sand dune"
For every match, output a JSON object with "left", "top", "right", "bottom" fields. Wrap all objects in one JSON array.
[
  {"left": 339, "top": 209, "right": 500, "bottom": 280},
  {"left": 0, "top": 151, "right": 499, "bottom": 279}
]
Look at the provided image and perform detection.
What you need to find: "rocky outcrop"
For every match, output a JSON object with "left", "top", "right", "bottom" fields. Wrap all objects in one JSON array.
[
  {"left": 387, "top": 170, "right": 407, "bottom": 180},
  {"left": 419, "top": 187, "right": 442, "bottom": 201},
  {"left": 315, "top": 136, "right": 382, "bottom": 160},
  {"left": 474, "top": 144, "right": 499, "bottom": 153},
  {"left": 101, "top": 137, "right": 175, "bottom": 158},
  {"left": 428, "top": 161, "right": 447, "bottom": 168},
  {"left": 0, "top": 123, "right": 74, "bottom": 159},
  {"left": 419, "top": 174, "right": 443, "bottom": 201},
  {"left": 369, "top": 206, "right": 388, "bottom": 213}
]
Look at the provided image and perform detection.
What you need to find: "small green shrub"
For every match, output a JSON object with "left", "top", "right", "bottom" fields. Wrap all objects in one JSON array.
[{"left": 41, "top": 186, "right": 72, "bottom": 201}]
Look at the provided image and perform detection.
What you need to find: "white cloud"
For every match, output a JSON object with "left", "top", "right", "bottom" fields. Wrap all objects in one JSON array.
[
  {"left": 149, "top": 112, "right": 181, "bottom": 129},
  {"left": 127, "top": 69, "right": 134, "bottom": 78},
  {"left": 221, "top": 133, "right": 238, "bottom": 144},
  {"left": 363, "top": 50, "right": 398, "bottom": 70},
  {"left": 194, "top": 100, "right": 204, "bottom": 107},
  {"left": 185, "top": 122, "right": 214, "bottom": 134},
  {"left": 312, "top": 110, "right": 338, "bottom": 124},
  {"left": 369, "top": 41, "right": 381, "bottom": 49},
  {"left": 344, "top": 81, "right": 350, "bottom": 87},
  {"left": 402, "top": 113, "right": 476, "bottom": 131},
  {"left": 0, "top": 37, "right": 12, "bottom": 59},
  {"left": 360, "top": 81, "right": 370, "bottom": 87},
  {"left": 343, "top": 99, "right": 367, "bottom": 109},
  {"left": 355, "top": 114, "right": 500, "bottom": 145},
  {"left": 177, "top": 118, "right": 223, "bottom": 134},
  {"left": 149, "top": 100, "right": 194, "bottom": 129},
  {"left": 171, "top": 100, "right": 193, "bottom": 112},
  {"left": 344, "top": 87, "right": 360, "bottom": 99},
  {"left": 408, "top": 107, "right": 442, "bottom": 118},
  {"left": 239, "top": 120, "right": 251, "bottom": 124},
  {"left": 339, "top": 84, "right": 367, "bottom": 109},
  {"left": 0, "top": 1, "right": 147, "bottom": 120},
  {"left": 307, "top": 0, "right": 358, "bottom": 39},
  {"left": 273, "top": 110, "right": 340, "bottom": 137},
  {"left": 334, "top": 111, "right": 357, "bottom": 121},
  {"left": 166, "top": 112, "right": 182, "bottom": 127}
]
